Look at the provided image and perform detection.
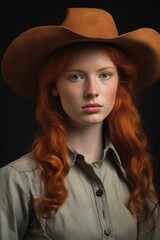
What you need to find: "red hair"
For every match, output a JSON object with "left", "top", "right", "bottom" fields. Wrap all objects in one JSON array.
[
  {"left": 106, "top": 47, "right": 159, "bottom": 225},
  {"left": 33, "top": 43, "right": 159, "bottom": 224}
]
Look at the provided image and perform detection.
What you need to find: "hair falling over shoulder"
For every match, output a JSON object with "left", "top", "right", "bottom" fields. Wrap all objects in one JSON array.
[
  {"left": 32, "top": 43, "right": 159, "bottom": 224},
  {"left": 106, "top": 47, "right": 160, "bottom": 226},
  {"left": 32, "top": 48, "right": 71, "bottom": 218}
]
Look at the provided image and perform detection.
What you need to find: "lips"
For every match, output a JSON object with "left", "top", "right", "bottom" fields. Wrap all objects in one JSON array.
[
  {"left": 81, "top": 103, "right": 102, "bottom": 113},
  {"left": 82, "top": 103, "right": 102, "bottom": 108}
]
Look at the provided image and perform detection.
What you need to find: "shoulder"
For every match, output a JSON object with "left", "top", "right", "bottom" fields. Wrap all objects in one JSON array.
[
  {"left": 2, "top": 151, "right": 38, "bottom": 173},
  {"left": 0, "top": 152, "right": 41, "bottom": 197},
  {"left": 0, "top": 152, "right": 40, "bottom": 185}
]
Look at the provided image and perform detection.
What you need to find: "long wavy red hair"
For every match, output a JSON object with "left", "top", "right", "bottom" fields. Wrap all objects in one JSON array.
[{"left": 33, "top": 43, "right": 159, "bottom": 224}]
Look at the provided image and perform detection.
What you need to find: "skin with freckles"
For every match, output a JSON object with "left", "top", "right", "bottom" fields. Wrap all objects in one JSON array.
[{"left": 52, "top": 45, "right": 119, "bottom": 128}]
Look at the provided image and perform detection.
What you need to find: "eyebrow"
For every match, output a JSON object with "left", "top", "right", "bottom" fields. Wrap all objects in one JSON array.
[
  {"left": 96, "top": 67, "right": 116, "bottom": 72},
  {"left": 65, "top": 66, "right": 116, "bottom": 73}
]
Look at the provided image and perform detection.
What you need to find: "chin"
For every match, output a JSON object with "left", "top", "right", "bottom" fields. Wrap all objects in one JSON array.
[{"left": 83, "top": 119, "right": 104, "bottom": 125}]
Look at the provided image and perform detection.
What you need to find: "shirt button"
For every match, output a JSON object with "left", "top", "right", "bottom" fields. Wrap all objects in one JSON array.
[
  {"left": 96, "top": 189, "right": 103, "bottom": 197},
  {"left": 104, "top": 228, "right": 111, "bottom": 236}
]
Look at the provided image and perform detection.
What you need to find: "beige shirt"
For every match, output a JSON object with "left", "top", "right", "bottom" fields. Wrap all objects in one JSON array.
[{"left": 0, "top": 141, "right": 159, "bottom": 240}]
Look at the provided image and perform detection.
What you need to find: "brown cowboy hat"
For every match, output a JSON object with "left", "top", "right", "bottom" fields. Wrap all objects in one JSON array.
[{"left": 1, "top": 8, "right": 160, "bottom": 98}]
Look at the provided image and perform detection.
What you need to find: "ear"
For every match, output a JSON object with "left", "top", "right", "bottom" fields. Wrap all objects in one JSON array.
[{"left": 51, "top": 87, "right": 59, "bottom": 96}]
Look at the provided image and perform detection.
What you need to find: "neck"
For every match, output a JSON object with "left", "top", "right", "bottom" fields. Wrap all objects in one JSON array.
[{"left": 67, "top": 122, "right": 104, "bottom": 164}]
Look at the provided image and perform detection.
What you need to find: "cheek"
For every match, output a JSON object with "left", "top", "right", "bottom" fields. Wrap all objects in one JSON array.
[
  {"left": 105, "top": 85, "right": 118, "bottom": 102},
  {"left": 111, "top": 89, "right": 118, "bottom": 103},
  {"left": 59, "top": 90, "right": 79, "bottom": 109},
  {"left": 103, "top": 87, "right": 118, "bottom": 113}
]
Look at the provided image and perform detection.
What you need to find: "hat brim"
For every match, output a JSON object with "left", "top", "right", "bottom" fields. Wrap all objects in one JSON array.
[{"left": 1, "top": 25, "right": 160, "bottom": 98}]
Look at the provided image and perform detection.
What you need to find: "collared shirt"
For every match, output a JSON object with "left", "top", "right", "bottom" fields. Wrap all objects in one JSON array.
[{"left": 0, "top": 141, "right": 159, "bottom": 240}]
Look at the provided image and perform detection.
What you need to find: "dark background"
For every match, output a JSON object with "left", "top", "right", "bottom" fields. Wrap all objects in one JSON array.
[{"left": 0, "top": 1, "right": 160, "bottom": 183}]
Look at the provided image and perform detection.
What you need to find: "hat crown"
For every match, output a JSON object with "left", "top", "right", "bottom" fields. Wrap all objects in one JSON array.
[{"left": 61, "top": 8, "right": 119, "bottom": 39}]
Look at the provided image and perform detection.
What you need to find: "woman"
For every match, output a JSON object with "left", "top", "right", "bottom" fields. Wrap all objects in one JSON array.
[{"left": 0, "top": 8, "right": 160, "bottom": 240}]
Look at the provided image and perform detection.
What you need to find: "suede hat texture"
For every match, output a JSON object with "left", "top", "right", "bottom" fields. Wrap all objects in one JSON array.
[{"left": 1, "top": 8, "right": 160, "bottom": 98}]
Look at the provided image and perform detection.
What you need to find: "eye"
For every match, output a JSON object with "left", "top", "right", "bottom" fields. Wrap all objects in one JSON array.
[
  {"left": 99, "top": 72, "right": 111, "bottom": 80},
  {"left": 70, "top": 74, "right": 84, "bottom": 81}
]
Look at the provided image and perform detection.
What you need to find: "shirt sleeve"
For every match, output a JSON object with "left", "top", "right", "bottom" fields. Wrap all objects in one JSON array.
[{"left": 0, "top": 165, "right": 30, "bottom": 240}]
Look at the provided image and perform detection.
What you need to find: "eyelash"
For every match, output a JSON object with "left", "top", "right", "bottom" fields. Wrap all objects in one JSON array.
[
  {"left": 69, "top": 72, "right": 112, "bottom": 81},
  {"left": 99, "top": 72, "right": 111, "bottom": 79},
  {"left": 70, "top": 74, "right": 84, "bottom": 81}
]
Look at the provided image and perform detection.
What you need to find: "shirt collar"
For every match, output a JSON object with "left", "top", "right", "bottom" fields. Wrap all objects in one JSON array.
[
  {"left": 68, "top": 137, "right": 127, "bottom": 181},
  {"left": 106, "top": 143, "right": 128, "bottom": 180}
]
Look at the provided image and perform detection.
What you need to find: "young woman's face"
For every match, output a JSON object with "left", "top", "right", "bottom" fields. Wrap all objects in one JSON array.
[{"left": 52, "top": 45, "right": 119, "bottom": 127}]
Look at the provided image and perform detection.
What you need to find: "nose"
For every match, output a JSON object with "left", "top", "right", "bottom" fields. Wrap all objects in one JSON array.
[
  {"left": 85, "top": 91, "right": 99, "bottom": 99},
  {"left": 84, "top": 78, "right": 99, "bottom": 99}
]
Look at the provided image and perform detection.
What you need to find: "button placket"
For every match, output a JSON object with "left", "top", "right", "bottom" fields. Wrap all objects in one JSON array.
[
  {"left": 75, "top": 157, "right": 113, "bottom": 238},
  {"left": 91, "top": 181, "right": 113, "bottom": 239}
]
